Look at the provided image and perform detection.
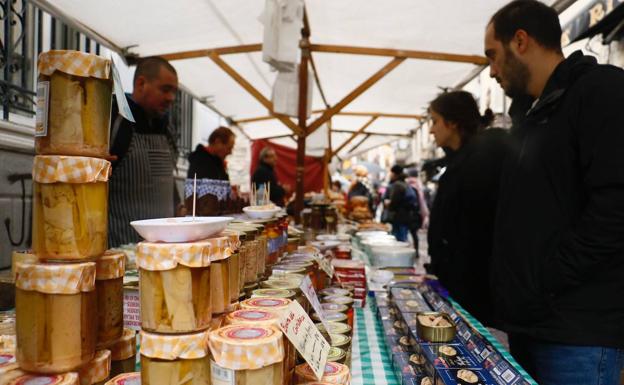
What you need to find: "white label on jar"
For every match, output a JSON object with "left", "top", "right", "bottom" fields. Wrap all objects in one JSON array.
[
  {"left": 211, "top": 360, "right": 235, "bottom": 385},
  {"left": 35, "top": 81, "right": 50, "bottom": 137}
]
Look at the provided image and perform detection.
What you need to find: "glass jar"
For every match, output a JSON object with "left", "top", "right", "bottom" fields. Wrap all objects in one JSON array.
[
  {"left": 95, "top": 252, "right": 125, "bottom": 347},
  {"left": 136, "top": 240, "right": 216, "bottom": 334},
  {"left": 5, "top": 373, "right": 80, "bottom": 385},
  {"left": 295, "top": 362, "right": 351, "bottom": 385},
  {"left": 222, "top": 230, "right": 243, "bottom": 303},
  {"left": 208, "top": 325, "right": 284, "bottom": 385},
  {"left": 265, "top": 220, "right": 281, "bottom": 267},
  {"left": 210, "top": 256, "right": 230, "bottom": 315},
  {"left": 32, "top": 156, "right": 110, "bottom": 261},
  {"left": 36, "top": 51, "right": 113, "bottom": 158},
  {"left": 327, "top": 347, "right": 347, "bottom": 364},
  {"left": 107, "top": 329, "right": 137, "bottom": 378},
  {"left": 140, "top": 331, "right": 210, "bottom": 385},
  {"left": 15, "top": 262, "right": 97, "bottom": 373},
  {"left": 105, "top": 372, "right": 140, "bottom": 385},
  {"left": 323, "top": 295, "right": 355, "bottom": 329},
  {"left": 243, "top": 282, "right": 259, "bottom": 299},
  {"left": 251, "top": 289, "right": 296, "bottom": 301},
  {"left": 320, "top": 287, "right": 353, "bottom": 298},
  {"left": 239, "top": 298, "right": 292, "bottom": 313},
  {"left": 78, "top": 350, "right": 111, "bottom": 385},
  {"left": 328, "top": 334, "right": 352, "bottom": 351},
  {"left": 316, "top": 322, "right": 352, "bottom": 339},
  {"left": 260, "top": 279, "right": 309, "bottom": 313},
  {"left": 311, "top": 312, "right": 348, "bottom": 325}
]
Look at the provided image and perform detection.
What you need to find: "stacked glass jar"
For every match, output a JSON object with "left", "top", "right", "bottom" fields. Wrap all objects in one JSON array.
[{"left": 11, "top": 50, "right": 120, "bottom": 385}]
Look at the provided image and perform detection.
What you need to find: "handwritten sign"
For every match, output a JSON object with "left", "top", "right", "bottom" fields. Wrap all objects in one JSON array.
[
  {"left": 319, "top": 257, "right": 334, "bottom": 278},
  {"left": 278, "top": 301, "right": 330, "bottom": 380},
  {"left": 299, "top": 275, "right": 335, "bottom": 343}
]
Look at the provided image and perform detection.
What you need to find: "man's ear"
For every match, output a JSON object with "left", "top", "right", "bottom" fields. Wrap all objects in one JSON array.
[{"left": 513, "top": 29, "right": 530, "bottom": 54}]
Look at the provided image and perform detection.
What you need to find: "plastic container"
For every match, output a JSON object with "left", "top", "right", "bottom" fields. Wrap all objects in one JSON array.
[
  {"left": 5, "top": 372, "right": 80, "bottom": 385},
  {"left": 32, "top": 156, "right": 110, "bottom": 260},
  {"left": 140, "top": 331, "right": 210, "bottom": 385},
  {"left": 78, "top": 350, "right": 111, "bottom": 385},
  {"left": 104, "top": 373, "right": 140, "bottom": 385},
  {"left": 95, "top": 252, "right": 125, "bottom": 347},
  {"left": 107, "top": 329, "right": 137, "bottom": 378},
  {"left": 208, "top": 325, "right": 284, "bottom": 385},
  {"left": 15, "top": 262, "right": 97, "bottom": 373},
  {"left": 36, "top": 51, "right": 112, "bottom": 158},
  {"left": 295, "top": 362, "right": 351, "bottom": 385},
  {"left": 136, "top": 239, "right": 219, "bottom": 333}
]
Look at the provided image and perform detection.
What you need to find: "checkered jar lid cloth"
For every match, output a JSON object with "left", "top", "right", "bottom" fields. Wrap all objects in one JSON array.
[
  {"left": 208, "top": 325, "right": 284, "bottom": 370},
  {"left": 296, "top": 362, "right": 351, "bottom": 385},
  {"left": 137, "top": 236, "right": 233, "bottom": 271},
  {"left": 95, "top": 251, "right": 125, "bottom": 280},
  {"left": 38, "top": 50, "right": 111, "bottom": 79},
  {"left": 184, "top": 178, "right": 231, "bottom": 201},
  {"left": 15, "top": 262, "right": 96, "bottom": 294},
  {"left": 221, "top": 230, "right": 242, "bottom": 252},
  {"left": 33, "top": 156, "right": 111, "bottom": 184},
  {"left": 140, "top": 330, "right": 209, "bottom": 360},
  {"left": 79, "top": 350, "right": 111, "bottom": 385},
  {"left": 102, "top": 328, "right": 136, "bottom": 361}
]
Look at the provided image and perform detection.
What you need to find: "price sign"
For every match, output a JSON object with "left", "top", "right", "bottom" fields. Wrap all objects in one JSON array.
[{"left": 299, "top": 275, "right": 335, "bottom": 343}]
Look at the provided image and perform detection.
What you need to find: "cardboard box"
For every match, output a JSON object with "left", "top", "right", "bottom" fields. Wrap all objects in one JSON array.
[
  {"left": 392, "top": 352, "right": 429, "bottom": 385},
  {"left": 395, "top": 299, "right": 428, "bottom": 315},
  {"left": 435, "top": 368, "right": 497, "bottom": 385},
  {"left": 420, "top": 343, "right": 480, "bottom": 370}
]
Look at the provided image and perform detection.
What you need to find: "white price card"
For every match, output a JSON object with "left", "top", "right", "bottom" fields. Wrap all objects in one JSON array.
[
  {"left": 278, "top": 301, "right": 330, "bottom": 380},
  {"left": 111, "top": 62, "right": 135, "bottom": 123},
  {"left": 299, "top": 275, "right": 336, "bottom": 343},
  {"left": 319, "top": 257, "right": 334, "bottom": 278}
]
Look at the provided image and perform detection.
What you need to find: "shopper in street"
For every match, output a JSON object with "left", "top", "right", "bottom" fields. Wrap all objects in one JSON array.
[
  {"left": 406, "top": 167, "right": 429, "bottom": 256},
  {"left": 383, "top": 165, "right": 419, "bottom": 242},
  {"left": 187, "top": 126, "right": 236, "bottom": 181},
  {"left": 251, "top": 146, "right": 288, "bottom": 206},
  {"left": 485, "top": 1, "right": 624, "bottom": 383},
  {"left": 348, "top": 165, "right": 375, "bottom": 212},
  {"left": 426, "top": 91, "right": 509, "bottom": 327},
  {"left": 109, "top": 56, "right": 179, "bottom": 247}
]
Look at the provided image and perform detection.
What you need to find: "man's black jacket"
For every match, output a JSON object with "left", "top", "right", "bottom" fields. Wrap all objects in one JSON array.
[{"left": 492, "top": 51, "right": 624, "bottom": 348}]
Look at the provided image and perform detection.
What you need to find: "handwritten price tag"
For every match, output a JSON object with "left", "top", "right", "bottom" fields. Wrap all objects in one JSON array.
[
  {"left": 278, "top": 301, "right": 330, "bottom": 380},
  {"left": 299, "top": 275, "right": 336, "bottom": 343}
]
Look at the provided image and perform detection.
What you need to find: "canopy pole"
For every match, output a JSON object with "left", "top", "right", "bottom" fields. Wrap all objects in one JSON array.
[{"left": 294, "top": 18, "right": 311, "bottom": 224}]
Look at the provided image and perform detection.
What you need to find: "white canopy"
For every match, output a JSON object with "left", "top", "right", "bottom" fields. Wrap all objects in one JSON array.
[{"left": 36, "top": 0, "right": 523, "bottom": 157}]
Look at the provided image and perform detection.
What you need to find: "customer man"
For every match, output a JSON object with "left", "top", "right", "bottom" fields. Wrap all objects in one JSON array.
[
  {"left": 383, "top": 165, "right": 419, "bottom": 242},
  {"left": 109, "top": 56, "right": 178, "bottom": 247},
  {"left": 251, "top": 146, "right": 287, "bottom": 206},
  {"left": 485, "top": 1, "right": 624, "bottom": 384},
  {"left": 187, "top": 126, "right": 236, "bottom": 180}
]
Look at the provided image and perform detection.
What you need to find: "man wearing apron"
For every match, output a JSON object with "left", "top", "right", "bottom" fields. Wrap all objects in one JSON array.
[{"left": 108, "top": 57, "right": 178, "bottom": 247}]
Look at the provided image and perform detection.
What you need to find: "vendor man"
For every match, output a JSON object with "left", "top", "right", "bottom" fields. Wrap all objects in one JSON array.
[{"left": 108, "top": 56, "right": 179, "bottom": 247}]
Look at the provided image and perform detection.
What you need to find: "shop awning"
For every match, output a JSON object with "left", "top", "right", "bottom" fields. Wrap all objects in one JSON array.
[{"left": 33, "top": 0, "right": 520, "bottom": 157}]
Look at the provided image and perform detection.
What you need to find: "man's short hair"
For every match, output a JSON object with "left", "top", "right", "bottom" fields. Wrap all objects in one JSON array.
[
  {"left": 208, "top": 126, "right": 235, "bottom": 145},
  {"left": 259, "top": 146, "right": 275, "bottom": 161},
  {"left": 133, "top": 56, "right": 177, "bottom": 85},
  {"left": 490, "top": 0, "right": 562, "bottom": 52}
]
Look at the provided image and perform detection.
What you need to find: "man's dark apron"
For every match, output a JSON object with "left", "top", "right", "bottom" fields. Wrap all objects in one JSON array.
[{"left": 108, "top": 117, "right": 174, "bottom": 247}]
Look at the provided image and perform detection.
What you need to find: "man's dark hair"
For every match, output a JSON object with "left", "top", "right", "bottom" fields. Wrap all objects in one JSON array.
[
  {"left": 133, "top": 56, "right": 177, "bottom": 84},
  {"left": 208, "top": 126, "right": 235, "bottom": 145},
  {"left": 490, "top": 0, "right": 562, "bottom": 52}
]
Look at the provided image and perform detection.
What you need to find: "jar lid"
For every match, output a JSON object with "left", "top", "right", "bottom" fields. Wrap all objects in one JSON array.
[
  {"left": 312, "top": 312, "right": 347, "bottom": 323},
  {"left": 251, "top": 289, "right": 296, "bottom": 299},
  {"left": 137, "top": 236, "right": 232, "bottom": 270},
  {"left": 329, "top": 334, "right": 351, "bottom": 348},
  {"left": 320, "top": 303, "right": 348, "bottom": 313},
  {"left": 240, "top": 297, "right": 292, "bottom": 312},
  {"left": 15, "top": 262, "right": 95, "bottom": 294},
  {"left": 316, "top": 322, "right": 351, "bottom": 336},
  {"left": 79, "top": 349, "right": 111, "bottom": 385},
  {"left": 106, "top": 328, "right": 136, "bottom": 361},
  {"left": 320, "top": 288, "right": 352, "bottom": 297},
  {"left": 327, "top": 346, "right": 346, "bottom": 362},
  {"left": 220, "top": 230, "right": 242, "bottom": 252},
  {"left": 7, "top": 373, "right": 80, "bottom": 385},
  {"left": 272, "top": 266, "right": 307, "bottom": 275},
  {"left": 105, "top": 373, "right": 140, "bottom": 385},
  {"left": 323, "top": 295, "right": 354, "bottom": 306},
  {"left": 38, "top": 50, "right": 111, "bottom": 79},
  {"left": 208, "top": 325, "right": 284, "bottom": 370},
  {"left": 295, "top": 362, "right": 351, "bottom": 383},
  {"left": 282, "top": 255, "right": 316, "bottom": 263},
  {"left": 33, "top": 156, "right": 111, "bottom": 184},
  {"left": 268, "top": 273, "right": 305, "bottom": 284},
  {"left": 140, "top": 330, "right": 209, "bottom": 360},
  {"left": 96, "top": 251, "right": 125, "bottom": 280},
  {"left": 261, "top": 279, "right": 300, "bottom": 290},
  {"left": 0, "top": 351, "right": 18, "bottom": 374},
  {"left": 225, "top": 309, "right": 279, "bottom": 327}
]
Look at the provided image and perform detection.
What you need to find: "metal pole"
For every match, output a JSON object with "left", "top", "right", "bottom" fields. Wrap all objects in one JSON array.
[{"left": 294, "top": 20, "right": 310, "bottom": 224}]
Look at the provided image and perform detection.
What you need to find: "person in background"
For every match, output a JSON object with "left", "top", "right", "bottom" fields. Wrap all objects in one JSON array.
[
  {"left": 406, "top": 167, "right": 429, "bottom": 256},
  {"left": 485, "top": 1, "right": 624, "bottom": 383},
  {"left": 384, "top": 165, "right": 419, "bottom": 242},
  {"left": 426, "top": 91, "right": 509, "bottom": 328},
  {"left": 251, "top": 146, "right": 288, "bottom": 206},
  {"left": 348, "top": 165, "right": 375, "bottom": 211},
  {"left": 187, "top": 126, "right": 236, "bottom": 181},
  {"left": 108, "top": 56, "right": 178, "bottom": 247}
]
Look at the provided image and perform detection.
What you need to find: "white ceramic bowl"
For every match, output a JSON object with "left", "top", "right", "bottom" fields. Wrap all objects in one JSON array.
[
  {"left": 130, "top": 216, "right": 233, "bottom": 243},
  {"left": 242, "top": 206, "right": 281, "bottom": 219}
]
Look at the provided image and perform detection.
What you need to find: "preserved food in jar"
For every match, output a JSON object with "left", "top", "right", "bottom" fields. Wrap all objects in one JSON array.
[
  {"left": 243, "top": 282, "right": 258, "bottom": 298},
  {"left": 5, "top": 372, "right": 80, "bottom": 385},
  {"left": 140, "top": 331, "right": 209, "bottom": 385},
  {"left": 106, "top": 329, "right": 136, "bottom": 378},
  {"left": 104, "top": 372, "right": 140, "bottom": 385},
  {"left": 10, "top": 250, "right": 36, "bottom": 281},
  {"left": 295, "top": 362, "right": 351, "bottom": 385},
  {"left": 95, "top": 252, "right": 125, "bottom": 347},
  {"left": 36, "top": 51, "right": 112, "bottom": 158},
  {"left": 208, "top": 325, "right": 284, "bottom": 385},
  {"left": 78, "top": 350, "right": 111, "bottom": 385},
  {"left": 137, "top": 240, "right": 217, "bottom": 334},
  {"left": 221, "top": 229, "right": 242, "bottom": 302},
  {"left": 15, "top": 262, "right": 97, "bottom": 373},
  {"left": 210, "top": 259, "right": 229, "bottom": 314},
  {"left": 32, "top": 156, "right": 110, "bottom": 260}
]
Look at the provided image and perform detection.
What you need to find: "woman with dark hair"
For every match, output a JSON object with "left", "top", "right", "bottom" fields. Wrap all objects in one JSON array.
[{"left": 427, "top": 91, "right": 511, "bottom": 326}]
